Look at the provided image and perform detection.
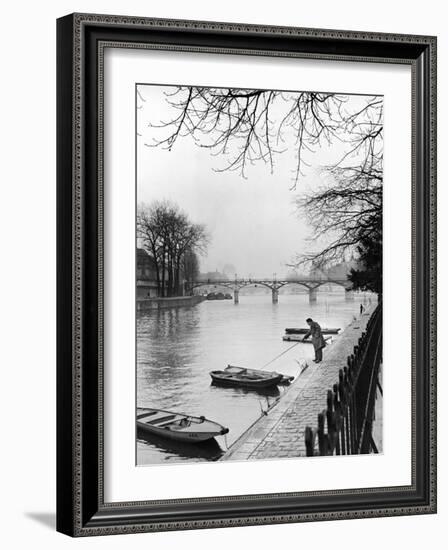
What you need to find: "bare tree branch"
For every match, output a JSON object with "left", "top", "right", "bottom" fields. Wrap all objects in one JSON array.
[
  {"left": 137, "top": 200, "right": 210, "bottom": 296},
  {"left": 139, "top": 85, "right": 383, "bottom": 276}
]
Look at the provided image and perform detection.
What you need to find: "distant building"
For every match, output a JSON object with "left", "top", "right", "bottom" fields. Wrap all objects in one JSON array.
[
  {"left": 136, "top": 248, "right": 159, "bottom": 298},
  {"left": 309, "top": 260, "right": 359, "bottom": 292},
  {"left": 326, "top": 260, "right": 359, "bottom": 279},
  {"left": 197, "top": 270, "right": 228, "bottom": 282},
  {"left": 310, "top": 260, "right": 358, "bottom": 280}
]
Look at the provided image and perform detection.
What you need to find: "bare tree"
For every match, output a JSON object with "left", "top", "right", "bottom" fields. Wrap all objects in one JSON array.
[
  {"left": 293, "top": 98, "right": 382, "bottom": 276},
  {"left": 143, "top": 87, "right": 381, "bottom": 187},
  {"left": 137, "top": 200, "right": 209, "bottom": 296},
  {"left": 182, "top": 248, "right": 201, "bottom": 284},
  {"left": 293, "top": 161, "right": 382, "bottom": 268},
  {"left": 141, "top": 86, "right": 383, "bottom": 285},
  {"left": 137, "top": 202, "right": 164, "bottom": 293},
  {"left": 167, "top": 211, "right": 208, "bottom": 295}
]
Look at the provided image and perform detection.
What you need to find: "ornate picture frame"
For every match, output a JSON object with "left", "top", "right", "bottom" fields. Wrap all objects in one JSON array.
[{"left": 56, "top": 13, "right": 436, "bottom": 536}]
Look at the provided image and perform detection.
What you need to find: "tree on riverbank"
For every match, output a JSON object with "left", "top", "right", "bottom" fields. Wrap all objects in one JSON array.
[
  {"left": 347, "top": 217, "right": 382, "bottom": 295},
  {"left": 137, "top": 201, "right": 209, "bottom": 296},
  {"left": 140, "top": 87, "right": 383, "bottom": 293},
  {"left": 182, "top": 248, "right": 201, "bottom": 285},
  {"left": 296, "top": 159, "right": 382, "bottom": 295}
]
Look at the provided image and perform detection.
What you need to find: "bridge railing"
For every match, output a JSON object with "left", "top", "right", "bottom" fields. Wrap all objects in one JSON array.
[
  {"left": 186, "top": 276, "right": 349, "bottom": 284},
  {"left": 304, "top": 304, "right": 382, "bottom": 456}
]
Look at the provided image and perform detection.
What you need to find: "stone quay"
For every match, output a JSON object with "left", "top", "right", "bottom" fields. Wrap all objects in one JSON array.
[{"left": 221, "top": 305, "right": 378, "bottom": 461}]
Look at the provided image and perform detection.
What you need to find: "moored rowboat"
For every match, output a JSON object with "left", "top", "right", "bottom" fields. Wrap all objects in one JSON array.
[
  {"left": 224, "top": 365, "right": 294, "bottom": 385},
  {"left": 285, "top": 327, "right": 340, "bottom": 334},
  {"left": 283, "top": 334, "right": 333, "bottom": 343},
  {"left": 137, "top": 407, "right": 229, "bottom": 443},
  {"left": 210, "top": 365, "right": 288, "bottom": 389}
]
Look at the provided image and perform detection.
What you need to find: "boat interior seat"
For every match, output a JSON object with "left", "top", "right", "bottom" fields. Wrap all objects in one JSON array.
[
  {"left": 136, "top": 410, "right": 158, "bottom": 420},
  {"left": 145, "top": 414, "right": 177, "bottom": 425}
]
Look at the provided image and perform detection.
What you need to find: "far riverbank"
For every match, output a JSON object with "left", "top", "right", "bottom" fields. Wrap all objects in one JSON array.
[{"left": 137, "top": 295, "right": 206, "bottom": 312}]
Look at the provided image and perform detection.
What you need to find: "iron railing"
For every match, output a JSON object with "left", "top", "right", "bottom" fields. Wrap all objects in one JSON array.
[{"left": 305, "top": 304, "right": 382, "bottom": 456}]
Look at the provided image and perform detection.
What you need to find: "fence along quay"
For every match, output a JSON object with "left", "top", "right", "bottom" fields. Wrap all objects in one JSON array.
[{"left": 304, "top": 304, "right": 382, "bottom": 456}]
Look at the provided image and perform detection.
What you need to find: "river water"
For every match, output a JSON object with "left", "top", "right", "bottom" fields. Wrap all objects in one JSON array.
[{"left": 137, "top": 291, "right": 373, "bottom": 465}]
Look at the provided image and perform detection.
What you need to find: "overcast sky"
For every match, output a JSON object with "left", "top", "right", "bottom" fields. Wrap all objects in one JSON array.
[{"left": 136, "top": 85, "right": 376, "bottom": 277}]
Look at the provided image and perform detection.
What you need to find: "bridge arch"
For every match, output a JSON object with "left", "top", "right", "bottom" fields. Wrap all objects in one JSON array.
[
  {"left": 238, "top": 281, "right": 274, "bottom": 291},
  {"left": 234, "top": 281, "right": 278, "bottom": 304},
  {"left": 187, "top": 281, "right": 234, "bottom": 292},
  {"left": 309, "top": 279, "right": 351, "bottom": 290},
  {"left": 185, "top": 278, "right": 353, "bottom": 304},
  {"left": 278, "top": 281, "right": 314, "bottom": 291}
]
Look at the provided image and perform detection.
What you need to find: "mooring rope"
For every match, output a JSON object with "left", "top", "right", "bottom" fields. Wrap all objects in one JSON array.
[{"left": 260, "top": 341, "right": 301, "bottom": 369}]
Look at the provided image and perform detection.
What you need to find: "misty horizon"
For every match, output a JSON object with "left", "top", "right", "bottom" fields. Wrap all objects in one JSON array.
[{"left": 137, "top": 84, "right": 379, "bottom": 277}]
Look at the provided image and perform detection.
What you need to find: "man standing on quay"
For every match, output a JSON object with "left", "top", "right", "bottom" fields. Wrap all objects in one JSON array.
[{"left": 302, "top": 317, "right": 326, "bottom": 363}]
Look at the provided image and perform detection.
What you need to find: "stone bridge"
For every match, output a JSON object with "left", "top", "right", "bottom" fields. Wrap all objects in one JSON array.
[{"left": 185, "top": 277, "right": 353, "bottom": 304}]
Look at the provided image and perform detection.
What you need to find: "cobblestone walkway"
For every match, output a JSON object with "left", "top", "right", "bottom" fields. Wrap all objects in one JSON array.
[{"left": 221, "top": 306, "right": 375, "bottom": 461}]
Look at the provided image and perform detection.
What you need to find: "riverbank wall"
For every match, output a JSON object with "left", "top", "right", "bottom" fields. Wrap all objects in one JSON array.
[
  {"left": 220, "top": 305, "right": 377, "bottom": 461},
  {"left": 136, "top": 295, "right": 206, "bottom": 311}
]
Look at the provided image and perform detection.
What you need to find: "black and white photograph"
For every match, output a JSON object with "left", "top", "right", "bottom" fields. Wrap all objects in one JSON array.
[
  {"left": 0, "top": 0, "right": 441, "bottom": 545},
  {"left": 135, "top": 84, "right": 383, "bottom": 466}
]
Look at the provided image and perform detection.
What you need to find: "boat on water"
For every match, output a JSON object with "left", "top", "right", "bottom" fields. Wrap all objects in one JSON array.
[
  {"left": 210, "top": 365, "right": 292, "bottom": 389},
  {"left": 283, "top": 334, "right": 332, "bottom": 344},
  {"left": 285, "top": 327, "right": 340, "bottom": 335},
  {"left": 207, "top": 292, "right": 226, "bottom": 300},
  {"left": 283, "top": 334, "right": 333, "bottom": 343},
  {"left": 136, "top": 407, "right": 229, "bottom": 443}
]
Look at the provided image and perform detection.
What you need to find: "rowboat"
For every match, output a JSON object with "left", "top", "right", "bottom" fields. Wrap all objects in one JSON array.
[
  {"left": 137, "top": 407, "right": 229, "bottom": 443},
  {"left": 210, "top": 365, "right": 289, "bottom": 389},
  {"left": 285, "top": 327, "right": 340, "bottom": 334},
  {"left": 283, "top": 334, "right": 333, "bottom": 343},
  {"left": 222, "top": 365, "right": 294, "bottom": 385}
]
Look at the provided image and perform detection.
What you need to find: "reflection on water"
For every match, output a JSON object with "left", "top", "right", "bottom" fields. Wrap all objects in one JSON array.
[
  {"left": 137, "top": 292, "right": 373, "bottom": 465},
  {"left": 137, "top": 426, "right": 224, "bottom": 461},
  {"left": 210, "top": 382, "right": 281, "bottom": 399}
]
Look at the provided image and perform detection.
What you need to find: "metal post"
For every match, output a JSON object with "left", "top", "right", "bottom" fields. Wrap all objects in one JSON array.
[{"left": 305, "top": 427, "right": 315, "bottom": 457}]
